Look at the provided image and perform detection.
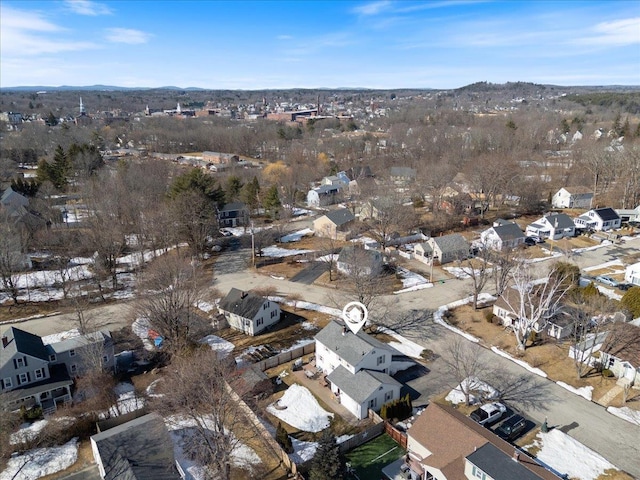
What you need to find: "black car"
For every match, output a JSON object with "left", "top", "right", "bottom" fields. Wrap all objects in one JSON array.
[
  {"left": 495, "top": 414, "right": 527, "bottom": 440},
  {"left": 524, "top": 237, "right": 537, "bottom": 246},
  {"left": 618, "top": 283, "right": 634, "bottom": 291}
]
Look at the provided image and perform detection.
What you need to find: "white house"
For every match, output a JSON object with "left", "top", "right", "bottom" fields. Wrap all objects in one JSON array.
[
  {"left": 480, "top": 222, "right": 525, "bottom": 251},
  {"left": 306, "top": 184, "right": 343, "bottom": 207},
  {"left": 218, "top": 288, "right": 281, "bottom": 336},
  {"left": 625, "top": 262, "right": 640, "bottom": 286},
  {"left": 413, "top": 242, "right": 433, "bottom": 265},
  {"left": 574, "top": 207, "right": 621, "bottom": 232},
  {"left": 336, "top": 246, "right": 383, "bottom": 276},
  {"left": 600, "top": 322, "right": 640, "bottom": 386},
  {"left": 526, "top": 212, "right": 575, "bottom": 240},
  {"left": 314, "top": 320, "right": 409, "bottom": 419},
  {"left": 427, "top": 234, "right": 470, "bottom": 265},
  {"left": 616, "top": 205, "right": 640, "bottom": 223},
  {"left": 551, "top": 187, "right": 593, "bottom": 209}
]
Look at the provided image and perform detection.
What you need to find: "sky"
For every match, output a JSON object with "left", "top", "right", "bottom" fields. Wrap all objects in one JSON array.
[{"left": 1, "top": 0, "right": 639, "bottom": 89}]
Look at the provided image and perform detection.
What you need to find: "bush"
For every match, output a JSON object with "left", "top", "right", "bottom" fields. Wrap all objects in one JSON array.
[
  {"left": 275, "top": 422, "right": 293, "bottom": 453},
  {"left": 484, "top": 311, "right": 494, "bottom": 323},
  {"left": 602, "top": 369, "right": 615, "bottom": 378},
  {"left": 20, "top": 406, "right": 43, "bottom": 422}
]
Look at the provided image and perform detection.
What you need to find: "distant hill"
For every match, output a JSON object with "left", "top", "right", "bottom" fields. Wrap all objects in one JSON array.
[{"left": 1, "top": 85, "right": 208, "bottom": 92}]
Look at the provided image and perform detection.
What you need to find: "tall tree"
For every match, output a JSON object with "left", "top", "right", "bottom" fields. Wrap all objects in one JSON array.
[
  {"left": 240, "top": 176, "right": 261, "bottom": 211},
  {"left": 309, "top": 429, "right": 346, "bottom": 480},
  {"left": 263, "top": 185, "right": 281, "bottom": 218},
  {"left": 224, "top": 175, "right": 243, "bottom": 202}
]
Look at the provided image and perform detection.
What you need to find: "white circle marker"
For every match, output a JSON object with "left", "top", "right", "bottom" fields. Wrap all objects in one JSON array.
[{"left": 342, "top": 301, "right": 368, "bottom": 334}]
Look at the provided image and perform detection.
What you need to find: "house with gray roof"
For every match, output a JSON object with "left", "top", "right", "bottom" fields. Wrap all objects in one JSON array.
[
  {"left": 616, "top": 205, "right": 640, "bottom": 223},
  {"left": 427, "top": 234, "right": 470, "bottom": 265},
  {"left": 306, "top": 184, "right": 344, "bottom": 207},
  {"left": 389, "top": 166, "right": 416, "bottom": 185},
  {"left": 45, "top": 330, "right": 115, "bottom": 377},
  {"left": 312, "top": 208, "right": 356, "bottom": 239},
  {"left": 91, "top": 412, "right": 181, "bottom": 480},
  {"left": 526, "top": 212, "right": 575, "bottom": 240},
  {"left": 218, "top": 202, "right": 249, "bottom": 228},
  {"left": 551, "top": 186, "right": 593, "bottom": 209},
  {"left": 315, "top": 320, "right": 411, "bottom": 419},
  {"left": 480, "top": 222, "right": 526, "bottom": 251},
  {"left": 218, "top": 288, "right": 280, "bottom": 336},
  {"left": 337, "top": 245, "right": 383, "bottom": 276}
]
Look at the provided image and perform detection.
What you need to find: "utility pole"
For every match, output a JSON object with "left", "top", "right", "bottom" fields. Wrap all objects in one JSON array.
[{"left": 251, "top": 221, "right": 255, "bottom": 268}]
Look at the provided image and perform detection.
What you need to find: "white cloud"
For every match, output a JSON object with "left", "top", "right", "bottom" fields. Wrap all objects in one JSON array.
[
  {"left": 277, "top": 34, "right": 293, "bottom": 40},
  {"left": 64, "top": 0, "right": 112, "bottom": 16},
  {"left": 1, "top": 5, "right": 62, "bottom": 32},
  {"left": 573, "top": 17, "right": 640, "bottom": 47},
  {"left": 352, "top": 1, "right": 391, "bottom": 16},
  {"left": 105, "top": 28, "right": 152, "bottom": 44}
]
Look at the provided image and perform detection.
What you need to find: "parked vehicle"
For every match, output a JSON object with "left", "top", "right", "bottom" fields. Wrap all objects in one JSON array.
[
  {"left": 495, "top": 414, "right": 527, "bottom": 440},
  {"left": 595, "top": 275, "right": 619, "bottom": 287},
  {"left": 618, "top": 283, "right": 634, "bottom": 291},
  {"left": 469, "top": 402, "right": 507, "bottom": 426},
  {"left": 524, "top": 237, "right": 537, "bottom": 246}
]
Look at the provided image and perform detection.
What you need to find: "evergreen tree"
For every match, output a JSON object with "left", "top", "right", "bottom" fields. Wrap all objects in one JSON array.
[
  {"left": 169, "top": 168, "right": 225, "bottom": 207},
  {"left": 10, "top": 177, "right": 40, "bottom": 197},
  {"left": 241, "top": 176, "right": 260, "bottom": 211},
  {"left": 309, "top": 429, "right": 345, "bottom": 480},
  {"left": 37, "top": 145, "right": 70, "bottom": 190},
  {"left": 263, "top": 185, "right": 281, "bottom": 217},
  {"left": 621, "top": 287, "right": 640, "bottom": 318},
  {"left": 225, "top": 175, "right": 243, "bottom": 202}
]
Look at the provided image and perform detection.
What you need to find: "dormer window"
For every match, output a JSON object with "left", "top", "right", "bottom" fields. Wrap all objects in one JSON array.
[
  {"left": 15, "top": 357, "right": 25, "bottom": 369},
  {"left": 69, "top": 349, "right": 76, "bottom": 357}
]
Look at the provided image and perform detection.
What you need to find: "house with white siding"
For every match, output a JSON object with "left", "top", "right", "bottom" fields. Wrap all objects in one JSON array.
[
  {"left": 574, "top": 207, "right": 621, "bottom": 232},
  {"left": 551, "top": 187, "right": 593, "bottom": 209},
  {"left": 218, "top": 288, "right": 281, "bottom": 336},
  {"left": 526, "top": 213, "right": 575, "bottom": 240}
]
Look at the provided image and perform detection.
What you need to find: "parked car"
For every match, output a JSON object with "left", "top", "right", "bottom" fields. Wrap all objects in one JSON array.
[
  {"left": 524, "top": 237, "right": 537, "bottom": 246},
  {"left": 469, "top": 402, "right": 507, "bottom": 426},
  {"left": 618, "top": 283, "right": 634, "bottom": 291},
  {"left": 595, "top": 275, "right": 619, "bottom": 287},
  {"left": 495, "top": 414, "right": 527, "bottom": 440}
]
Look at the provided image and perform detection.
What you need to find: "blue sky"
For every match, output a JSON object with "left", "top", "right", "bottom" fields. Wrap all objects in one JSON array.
[{"left": 1, "top": 0, "right": 639, "bottom": 89}]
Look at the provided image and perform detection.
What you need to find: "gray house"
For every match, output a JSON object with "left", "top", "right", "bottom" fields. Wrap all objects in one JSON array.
[
  {"left": 1, "top": 327, "right": 114, "bottom": 413},
  {"left": 480, "top": 222, "right": 526, "bottom": 251},
  {"left": 218, "top": 202, "right": 249, "bottom": 228},
  {"left": 337, "top": 246, "right": 383, "bottom": 276},
  {"left": 428, "top": 234, "right": 470, "bottom": 265},
  {"left": 91, "top": 412, "right": 181, "bottom": 480}
]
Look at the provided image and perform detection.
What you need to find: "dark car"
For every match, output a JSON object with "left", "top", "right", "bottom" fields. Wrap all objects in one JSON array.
[
  {"left": 524, "top": 237, "right": 537, "bottom": 246},
  {"left": 618, "top": 283, "right": 635, "bottom": 291},
  {"left": 495, "top": 414, "right": 527, "bottom": 440}
]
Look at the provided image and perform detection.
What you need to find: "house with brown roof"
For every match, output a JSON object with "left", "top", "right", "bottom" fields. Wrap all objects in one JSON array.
[
  {"left": 401, "top": 402, "right": 560, "bottom": 480},
  {"left": 600, "top": 322, "right": 640, "bottom": 386}
]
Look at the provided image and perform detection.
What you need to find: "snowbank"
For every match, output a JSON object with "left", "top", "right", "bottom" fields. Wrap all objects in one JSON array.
[
  {"left": 377, "top": 327, "right": 423, "bottom": 359},
  {"left": 10, "top": 417, "right": 74, "bottom": 445},
  {"left": 105, "top": 382, "right": 145, "bottom": 417},
  {"left": 556, "top": 381, "right": 593, "bottom": 401},
  {"left": 289, "top": 437, "right": 318, "bottom": 463},
  {"left": 394, "top": 283, "right": 433, "bottom": 294},
  {"left": 607, "top": 406, "right": 640, "bottom": 426},
  {"left": 490, "top": 347, "right": 548, "bottom": 378},
  {"left": 445, "top": 377, "right": 499, "bottom": 405},
  {"left": 280, "top": 228, "right": 313, "bottom": 243},
  {"left": 266, "top": 384, "right": 333, "bottom": 432},
  {"left": 0, "top": 438, "right": 78, "bottom": 480},
  {"left": 268, "top": 296, "right": 342, "bottom": 317},
  {"left": 199, "top": 335, "right": 235, "bottom": 357},
  {"left": 261, "top": 245, "right": 313, "bottom": 258},
  {"left": 529, "top": 429, "right": 617, "bottom": 480}
]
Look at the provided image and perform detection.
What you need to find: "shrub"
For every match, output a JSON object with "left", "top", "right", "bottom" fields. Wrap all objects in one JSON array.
[
  {"left": 602, "top": 369, "right": 615, "bottom": 378},
  {"left": 20, "top": 406, "right": 43, "bottom": 422},
  {"left": 484, "top": 311, "right": 494, "bottom": 323}
]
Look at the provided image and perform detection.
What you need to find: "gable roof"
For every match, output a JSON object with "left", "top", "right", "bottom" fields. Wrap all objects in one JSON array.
[
  {"left": 408, "top": 403, "right": 560, "bottom": 480},
  {"left": 542, "top": 213, "right": 575, "bottom": 229},
  {"left": 1, "top": 327, "right": 49, "bottom": 364},
  {"left": 312, "top": 184, "right": 341, "bottom": 195},
  {"left": 337, "top": 246, "right": 380, "bottom": 265},
  {"left": 315, "top": 320, "right": 393, "bottom": 367},
  {"left": 593, "top": 207, "right": 620, "bottom": 222},
  {"left": 467, "top": 443, "right": 543, "bottom": 480},
  {"left": 431, "top": 233, "right": 470, "bottom": 253},
  {"left": 561, "top": 186, "right": 593, "bottom": 196},
  {"left": 218, "top": 288, "right": 269, "bottom": 320},
  {"left": 389, "top": 166, "right": 416, "bottom": 178},
  {"left": 601, "top": 322, "right": 640, "bottom": 366},
  {"left": 1, "top": 187, "right": 28, "bottom": 208},
  {"left": 326, "top": 365, "right": 401, "bottom": 404},
  {"left": 323, "top": 208, "right": 356, "bottom": 226},
  {"left": 492, "top": 223, "right": 525, "bottom": 242},
  {"left": 219, "top": 202, "right": 247, "bottom": 213},
  {"left": 46, "top": 330, "right": 112, "bottom": 355},
  {"left": 91, "top": 412, "right": 180, "bottom": 480}
]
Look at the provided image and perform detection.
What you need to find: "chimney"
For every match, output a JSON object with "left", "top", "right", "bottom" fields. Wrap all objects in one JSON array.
[
  {"left": 513, "top": 450, "right": 520, "bottom": 463},
  {"left": 1, "top": 336, "right": 8, "bottom": 348},
  {"left": 240, "top": 291, "right": 247, "bottom": 299},
  {"left": 342, "top": 326, "right": 347, "bottom": 336}
]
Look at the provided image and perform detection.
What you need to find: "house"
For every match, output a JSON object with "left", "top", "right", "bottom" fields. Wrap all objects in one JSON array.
[
  {"left": 218, "top": 288, "right": 281, "bottom": 336},
  {"left": 427, "top": 234, "right": 470, "bottom": 265},
  {"left": 357, "top": 197, "right": 402, "bottom": 221},
  {"left": 600, "top": 322, "right": 640, "bottom": 386},
  {"left": 616, "top": 205, "right": 640, "bottom": 223},
  {"left": 91, "top": 412, "right": 181, "bottom": 480},
  {"left": 312, "top": 208, "right": 356, "bottom": 240},
  {"left": 493, "top": 289, "right": 568, "bottom": 339},
  {"left": 526, "top": 213, "right": 575, "bottom": 240},
  {"left": 389, "top": 166, "right": 416, "bottom": 185},
  {"left": 218, "top": 202, "right": 249, "bottom": 228},
  {"left": 315, "top": 320, "right": 408, "bottom": 420},
  {"left": 202, "top": 151, "right": 240, "bottom": 165},
  {"left": 402, "top": 403, "right": 560, "bottom": 480},
  {"left": 551, "top": 187, "right": 593, "bottom": 209},
  {"left": 1, "top": 187, "right": 29, "bottom": 215},
  {"left": 307, "top": 184, "right": 343, "bottom": 207},
  {"left": 480, "top": 222, "right": 526, "bottom": 251},
  {"left": 574, "top": 207, "right": 621, "bottom": 232},
  {"left": 321, "top": 171, "right": 350, "bottom": 189},
  {"left": 625, "top": 262, "right": 640, "bottom": 286},
  {"left": 326, "top": 366, "right": 401, "bottom": 420},
  {"left": 0, "top": 327, "right": 113, "bottom": 413},
  {"left": 336, "top": 246, "right": 383, "bottom": 276}
]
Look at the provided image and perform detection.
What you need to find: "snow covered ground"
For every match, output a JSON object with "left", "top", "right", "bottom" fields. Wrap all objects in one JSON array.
[
  {"left": 10, "top": 417, "right": 74, "bottom": 445},
  {"left": 527, "top": 429, "right": 618, "bottom": 480},
  {"left": 394, "top": 267, "right": 433, "bottom": 294},
  {"left": 607, "top": 406, "right": 640, "bottom": 425},
  {"left": 261, "top": 245, "right": 313, "bottom": 258},
  {"left": 280, "top": 228, "right": 313, "bottom": 243},
  {"left": 266, "top": 384, "right": 333, "bottom": 432},
  {"left": 0, "top": 438, "right": 78, "bottom": 480},
  {"left": 199, "top": 335, "right": 235, "bottom": 357},
  {"left": 103, "top": 382, "right": 145, "bottom": 418},
  {"left": 445, "top": 377, "right": 498, "bottom": 405},
  {"left": 490, "top": 346, "right": 548, "bottom": 378},
  {"left": 556, "top": 381, "right": 593, "bottom": 401}
]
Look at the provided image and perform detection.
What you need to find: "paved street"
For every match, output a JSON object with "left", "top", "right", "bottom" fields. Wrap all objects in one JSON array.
[{"left": 3, "top": 235, "right": 640, "bottom": 476}]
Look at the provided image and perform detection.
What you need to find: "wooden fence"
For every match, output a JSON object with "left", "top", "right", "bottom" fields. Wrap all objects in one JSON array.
[
  {"left": 337, "top": 421, "right": 385, "bottom": 453},
  {"left": 256, "top": 343, "right": 316, "bottom": 371}
]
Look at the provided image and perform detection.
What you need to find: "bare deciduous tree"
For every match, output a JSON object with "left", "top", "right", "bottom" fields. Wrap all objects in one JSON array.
[{"left": 455, "top": 246, "right": 492, "bottom": 310}]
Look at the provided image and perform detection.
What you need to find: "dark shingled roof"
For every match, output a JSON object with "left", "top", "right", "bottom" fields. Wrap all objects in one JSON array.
[
  {"left": 219, "top": 287, "right": 269, "bottom": 319},
  {"left": 1, "top": 327, "right": 50, "bottom": 365},
  {"left": 431, "top": 233, "right": 470, "bottom": 254},
  {"left": 219, "top": 202, "right": 247, "bottom": 213},
  {"left": 467, "top": 443, "right": 543, "bottom": 480},
  {"left": 543, "top": 213, "right": 575, "bottom": 229},
  {"left": 492, "top": 222, "right": 525, "bottom": 242},
  {"left": 326, "top": 365, "right": 401, "bottom": 404},
  {"left": 324, "top": 208, "right": 356, "bottom": 226},
  {"left": 593, "top": 207, "right": 620, "bottom": 222}
]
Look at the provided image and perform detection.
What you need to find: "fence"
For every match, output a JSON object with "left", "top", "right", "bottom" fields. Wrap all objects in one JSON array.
[
  {"left": 337, "top": 421, "right": 386, "bottom": 453},
  {"left": 384, "top": 422, "right": 408, "bottom": 449},
  {"left": 255, "top": 343, "right": 315, "bottom": 371}
]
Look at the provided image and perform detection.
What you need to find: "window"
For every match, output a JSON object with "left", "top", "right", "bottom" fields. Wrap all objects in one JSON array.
[
  {"left": 49, "top": 354, "right": 57, "bottom": 362},
  {"left": 15, "top": 357, "right": 25, "bottom": 368},
  {"left": 271, "top": 310, "right": 277, "bottom": 318},
  {"left": 377, "top": 355, "right": 386, "bottom": 366},
  {"left": 263, "top": 302, "right": 269, "bottom": 310},
  {"left": 34, "top": 369, "right": 44, "bottom": 380},
  {"left": 385, "top": 391, "right": 393, "bottom": 401},
  {"left": 3, "top": 377, "right": 12, "bottom": 389},
  {"left": 472, "top": 465, "right": 487, "bottom": 480},
  {"left": 69, "top": 349, "right": 76, "bottom": 357},
  {"left": 18, "top": 373, "right": 29, "bottom": 385},
  {"left": 70, "top": 364, "right": 77, "bottom": 374},
  {"left": 103, "top": 355, "right": 109, "bottom": 364},
  {"left": 368, "top": 398, "right": 377, "bottom": 409}
]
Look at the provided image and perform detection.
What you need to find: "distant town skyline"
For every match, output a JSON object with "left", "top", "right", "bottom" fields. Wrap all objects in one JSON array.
[{"left": 1, "top": 0, "right": 639, "bottom": 89}]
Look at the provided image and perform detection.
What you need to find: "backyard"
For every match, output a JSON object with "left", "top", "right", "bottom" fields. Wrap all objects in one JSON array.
[{"left": 345, "top": 433, "right": 406, "bottom": 480}]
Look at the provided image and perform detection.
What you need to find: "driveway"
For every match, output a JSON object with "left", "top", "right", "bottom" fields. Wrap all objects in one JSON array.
[{"left": 290, "top": 262, "right": 329, "bottom": 284}]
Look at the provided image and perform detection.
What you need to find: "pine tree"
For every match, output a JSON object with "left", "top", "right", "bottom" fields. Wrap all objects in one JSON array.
[
  {"left": 241, "top": 176, "right": 260, "bottom": 211},
  {"left": 309, "top": 429, "right": 345, "bottom": 480},
  {"left": 263, "top": 185, "right": 281, "bottom": 218},
  {"left": 225, "top": 175, "right": 243, "bottom": 202}
]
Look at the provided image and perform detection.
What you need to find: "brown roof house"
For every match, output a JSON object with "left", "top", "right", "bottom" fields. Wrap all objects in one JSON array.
[
  {"left": 397, "top": 402, "right": 561, "bottom": 480},
  {"left": 312, "top": 208, "right": 356, "bottom": 240},
  {"left": 600, "top": 322, "right": 640, "bottom": 386}
]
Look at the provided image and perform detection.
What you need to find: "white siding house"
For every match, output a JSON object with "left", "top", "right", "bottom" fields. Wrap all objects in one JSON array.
[
  {"left": 625, "top": 262, "right": 640, "bottom": 286},
  {"left": 218, "top": 288, "right": 281, "bottom": 336},
  {"left": 526, "top": 213, "right": 575, "bottom": 240},
  {"left": 574, "top": 208, "right": 621, "bottom": 232},
  {"left": 551, "top": 187, "right": 593, "bottom": 209}
]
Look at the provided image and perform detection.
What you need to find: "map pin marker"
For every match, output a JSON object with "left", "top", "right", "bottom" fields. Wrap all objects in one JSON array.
[{"left": 342, "top": 301, "right": 368, "bottom": 334}]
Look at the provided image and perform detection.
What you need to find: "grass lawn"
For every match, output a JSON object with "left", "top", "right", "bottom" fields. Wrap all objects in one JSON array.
[{"left": 345, "top": 434, "right": 406, "bottom": 480}]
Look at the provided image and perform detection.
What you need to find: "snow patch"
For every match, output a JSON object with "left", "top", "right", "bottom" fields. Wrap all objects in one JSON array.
[
  {"left": 199, "top": 335, "right": 235, "bottom": 357},
  {"left": 0, "top": 438, "right": 78, "bottom": 480},
  {"left": 556, "top": 381, "right": 593, "bottom": 401},
  {"left": 280, "top": 228, "right": 313, "bottom": 243},
  {"left": 266, "top": 384, "right": 333, "bottom": 432},
  {"left": 445, "top": 377, "right": 498, "bottom": 405},
  {"left": 607, "top": 406, "right": 640, "bottom": 425}
]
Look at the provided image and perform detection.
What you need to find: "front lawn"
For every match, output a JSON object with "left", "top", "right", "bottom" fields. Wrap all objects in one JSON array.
[{"left": 345, "top": 433, "right": 406, "bottom": 480}]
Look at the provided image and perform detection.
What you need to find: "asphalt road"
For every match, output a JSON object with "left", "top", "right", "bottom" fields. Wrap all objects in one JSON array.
[{"left": 4, "top": 234, "right": 640, "bottom": 477}]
